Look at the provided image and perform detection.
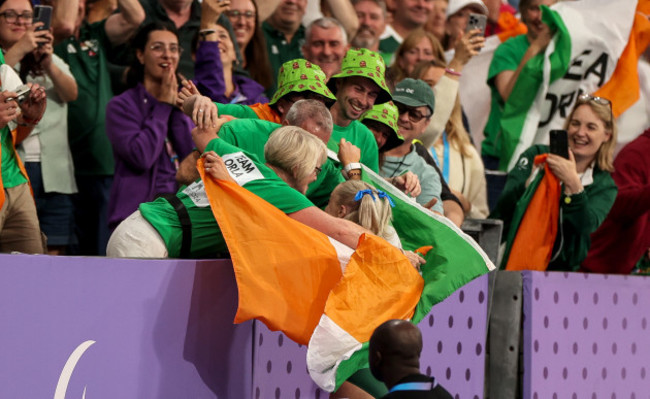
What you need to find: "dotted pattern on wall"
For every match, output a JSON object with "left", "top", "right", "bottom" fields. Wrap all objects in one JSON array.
[
  {"left": 251, "top": 274, "right": 488, "bottom": 398},
  {"left": 522, "top": 272, "right": 650, "bottom": 399}
]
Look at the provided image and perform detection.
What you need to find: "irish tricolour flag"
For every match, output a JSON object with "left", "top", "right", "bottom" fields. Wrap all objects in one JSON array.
[
  {"left": 457, "top": 0, "right": 650, "bottom": 170},
  {"left": 198, "top": 158, "right": 494, "bottom": 393}
]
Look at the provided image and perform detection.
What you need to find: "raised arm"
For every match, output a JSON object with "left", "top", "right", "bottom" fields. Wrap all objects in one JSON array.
[
  {"left": 495, "top": 25, "right": 552, "bottom": 101},
  {"left": 257, "top": 0, "right": 282, "bottom": 22},
  {"left": 104, "top": 0, "right": 146, "bottom": 46},
  {"left": 324, "top": 0, "right": 359, "bottom": 39},
  {"left": 52, "top": 0, "right": 79, "bottom": 43}
]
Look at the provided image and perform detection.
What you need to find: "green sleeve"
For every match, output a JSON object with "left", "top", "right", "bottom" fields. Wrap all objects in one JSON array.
[
  {"left": 216, "top": 103, "right": 260, "bottom": 119},
  {"left": 205, "top": 138, "right": 314, "bottom": 214},
  {"left": 306, "top": 158, "right": 345, "bottom": 209},
  {"left": 554, "top": 171, "right": 617, "bottom": 270}
]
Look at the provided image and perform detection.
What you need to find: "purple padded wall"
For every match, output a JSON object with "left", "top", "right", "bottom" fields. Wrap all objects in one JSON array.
[
  {"left": 252, "top": 274, "right": 488, "bottom": 399},
  {"left": 522, "top": 272, "right": 650, "bottom": 399},
  {"left": 0, "top": 254, "right": 252, "bottom": 399}
]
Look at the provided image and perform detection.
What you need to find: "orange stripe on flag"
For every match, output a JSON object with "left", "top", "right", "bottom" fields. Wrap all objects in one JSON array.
[
  {"left": 198, "top": 159, "right": 343, "bottom": 345},
  {"left": 595, "top": 0, "right": 650, "bottom": 117},
  {"left": 323, "top": 234, "right": 424, "bottom": 343},
  {"left": 506, "top": 154, "right": 561, "bottom": 271},
  {"left": 496, "top": 13, "right": 527, "bottom": 43}
]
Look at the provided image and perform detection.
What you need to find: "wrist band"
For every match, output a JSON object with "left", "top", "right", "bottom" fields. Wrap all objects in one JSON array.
[
  {"left": 343, "top": 162, "right": 362, "bottom": 174},
  {"left": 199, "top": 29, "right": 216, "bottom": 38},
  {"left": 445, "top": 68, "right": 462, "bottom": 77}
]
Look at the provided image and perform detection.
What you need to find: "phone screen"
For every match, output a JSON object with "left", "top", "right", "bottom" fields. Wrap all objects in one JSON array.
[{"left": 549, "top": 130, "right": 570, "bottom": 159}]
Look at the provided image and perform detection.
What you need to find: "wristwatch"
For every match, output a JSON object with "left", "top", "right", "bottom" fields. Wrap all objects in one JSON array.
[{"left": 343, "top": 163, "right": 362, "bottom": 174}]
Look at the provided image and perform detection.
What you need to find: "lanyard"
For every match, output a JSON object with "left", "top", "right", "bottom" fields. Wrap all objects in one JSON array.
[
  {"left": 430, "top": 132, "right": 450, "bottom": 183},
  {"left": 389, "top": 381, "right": 434, "bottom": 392}
]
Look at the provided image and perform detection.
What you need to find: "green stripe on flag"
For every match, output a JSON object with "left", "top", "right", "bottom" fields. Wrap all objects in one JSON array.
[
  {"left": 331, "top": 166, "right": 495, "bottom": 391},
  {"left": 499, "top": 6, "right": 572, "bottom": 170}
]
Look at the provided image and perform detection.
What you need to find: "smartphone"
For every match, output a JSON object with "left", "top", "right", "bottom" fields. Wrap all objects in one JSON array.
[
  {"left": 466, "top": 13, "right": 488, "bottom": 36},
  {"left": 33, "top": 5, "right": 53, "bottom": 32},
  {"left": 549, "top": 129, "right": 570, "bottom": 159}
]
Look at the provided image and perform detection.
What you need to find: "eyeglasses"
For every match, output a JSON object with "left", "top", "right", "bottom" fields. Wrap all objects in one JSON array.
[
  {"left": 149, "top": 43, "right": 183, "bottom": 55},
  {"left": 226, "top": 10, "right": 256, "bottom": 20},
  {"left": 314, "top": 166, "right": 322, "bottom": 176},
  {"left": 577, "top": 93, "right": 613, "bottom": 123},
  {"left": 0, "top": 10, "right": 33, "bottom": 25},
  {"left": 395, "top": 103, "right": 431, "bottom": 123}
]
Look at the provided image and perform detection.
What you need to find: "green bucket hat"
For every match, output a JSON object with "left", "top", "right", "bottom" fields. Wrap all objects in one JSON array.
[
  {"left": 360, "top": 101, "right": 404, "bottom": 152},
  {"left": 269, "top": 59, "right": 337, "bottom": 106},
  {"left": 326, "top": 48, "right": 392, "bottom": 105}
]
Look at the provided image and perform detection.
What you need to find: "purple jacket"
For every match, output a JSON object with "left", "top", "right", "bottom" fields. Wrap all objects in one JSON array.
[
  {"left": 106, "top": 83, "right": 194, "bottom": 230},
  {"left": 195, "top": 41, "right": 268, "bottom": 105}
]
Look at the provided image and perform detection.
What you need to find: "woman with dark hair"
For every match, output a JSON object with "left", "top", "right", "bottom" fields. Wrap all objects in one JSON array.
[
  {"left": 190, "top": 0, "right": 267, "bottom": 104},
  {"left": 105, "top": 22, "right": 194, "bottom": 230},
  {"left": 0, "top": 0, "right": 79, "bottom": 254},
  {"left": 492, "top": 95, "right": 618, "bottom": 271},
  {"left": 226, "top": 0, "right": 273, "bottom": 90}
]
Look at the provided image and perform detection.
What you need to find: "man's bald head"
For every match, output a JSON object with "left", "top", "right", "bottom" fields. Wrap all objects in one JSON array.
[
  {"left": 369, "top": 320, "right": 423, "bottom": 385},
  {"left": 284, "top": 99, "right": 333, "bottom": 144}
]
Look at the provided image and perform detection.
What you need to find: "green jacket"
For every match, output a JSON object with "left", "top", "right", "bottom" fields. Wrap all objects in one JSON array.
[{"left": 491, "top": 145, "right": 617, "bottom": 271}]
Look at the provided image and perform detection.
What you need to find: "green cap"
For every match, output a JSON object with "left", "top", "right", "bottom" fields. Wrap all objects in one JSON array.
[
  {"left": 269, "top": 59, "right": 337, "bottom": 105},
  {"left": 392, "top": 78, "right": 435, "bottom": 115},
  {"left": 326, "top": 48, "right": 392, "bottom": 105},
  {"left": 360, "top": 101, "right": 404, "bottom": 151}
]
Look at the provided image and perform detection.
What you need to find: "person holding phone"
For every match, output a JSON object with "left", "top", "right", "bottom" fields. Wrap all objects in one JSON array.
[
  {"left": 442, "top": 0, "right": 488, "bottom": 51},
  {"left": 490, "top": 95, "right": 618, "bottom": 271},
  {"left": 105, "top": 22, "right": 194, "bottom": 231},
  {"left": 0, "top": 0, "right": 79, "bottom": 255}
]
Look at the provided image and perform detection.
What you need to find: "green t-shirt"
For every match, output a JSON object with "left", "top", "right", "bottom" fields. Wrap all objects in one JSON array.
[
  {"left": 330, "top": 121, "right": 379, "bottom": 173},
  {"left": 1, "top": 127, "right": 27, "bottom": 188},
  {"left": 54, "top": 20, "right": 115, "bottom": 176},
  {"left": 216, "top": 103, "right": 260, "bottom": 119},
  {"left": 219, "top": 118, "right": 344, "bottom": 208},
  {"left": 262, "top": 21, "right": 306, "bottom": 95},
  {"left": 483, "top": 34, "right": 530, "bottom": 160},
  {"left": 139, "top": 138, "right": 314, "bottom": 258}
]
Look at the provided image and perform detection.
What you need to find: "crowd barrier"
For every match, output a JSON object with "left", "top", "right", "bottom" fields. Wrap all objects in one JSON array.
[{"left": 0, "top": 254, "right": 648, "bottom": 398}]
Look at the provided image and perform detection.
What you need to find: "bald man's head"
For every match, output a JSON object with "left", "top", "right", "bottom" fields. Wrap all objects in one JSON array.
[{"left": 369, "top": 320, "right": 423, "bottom": 384}]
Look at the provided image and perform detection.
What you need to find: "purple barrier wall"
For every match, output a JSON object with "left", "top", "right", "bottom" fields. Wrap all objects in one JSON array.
[
  {"left": 522, "top": 272, "right": 650, "bottom": 399},
  {"left": 252, "top": 275, "right": 489, "bottom": 399},
  {"left": 0, "top": 255, "right": 252, "bottom": 399}
]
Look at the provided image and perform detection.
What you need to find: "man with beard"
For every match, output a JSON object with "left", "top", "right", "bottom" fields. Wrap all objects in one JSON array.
[
  {"left": 351, "top": 0, "right": 392, "bottom": 63},
  {"left": 327, "top": 48, "right": 392, "bottom": 173},
  {"left": 301, "top": 17, "right": 349, "bottom": 80},
  {"left": 380, "top": 0, "right": 434, "bottom": 55}
]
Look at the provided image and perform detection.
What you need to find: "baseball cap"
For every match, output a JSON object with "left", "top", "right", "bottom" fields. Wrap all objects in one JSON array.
[
  {"left": 392, "top": 78, "right": 435, "bottom": 115},
  {"left": 446, "top": 0, "right": 488, "bottom": 17}
]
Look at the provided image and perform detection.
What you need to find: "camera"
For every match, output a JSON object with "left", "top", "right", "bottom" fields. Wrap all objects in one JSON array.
[{"left": 5, "top": 84, "right": 31, "bottom": 105}]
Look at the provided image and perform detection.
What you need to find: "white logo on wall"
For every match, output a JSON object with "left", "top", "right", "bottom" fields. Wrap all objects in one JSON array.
[{"left": 54, "top": 340, "right": 95, "bottom": 399}]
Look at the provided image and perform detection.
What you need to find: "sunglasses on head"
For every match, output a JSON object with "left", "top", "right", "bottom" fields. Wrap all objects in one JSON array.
[{"left": 577, "top": 93, "right": 613, "bottom": 123}]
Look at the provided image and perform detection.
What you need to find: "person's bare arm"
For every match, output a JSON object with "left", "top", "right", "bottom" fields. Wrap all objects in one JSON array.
[
  {"left": 324, "top": 0, "right": 359, "bottom": 39},
  {"left": 257, "top": 0, "right": 282, "bottom": 22},
  {"left": 442, "top": 199, "right": 464, "bottom": 227},
  {"left": 289, "top": 206, "right": 366, "bottom": 249},
  {"left": 52, "top": 0, "right": 79, "bottom": 43},
  {"left": 495, "top": 25, "right": 553, "bottom": 101},
  {"left": 104, "top": 0, "right": 146, "bottom": 46},
  {"left": 176, "top": 151, "right": 201, "bottom": 185}
]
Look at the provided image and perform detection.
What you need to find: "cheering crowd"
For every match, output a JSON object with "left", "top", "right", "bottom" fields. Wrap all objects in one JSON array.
[{"left": 0, "top": 0, "right": 649, "bottom": 293}]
